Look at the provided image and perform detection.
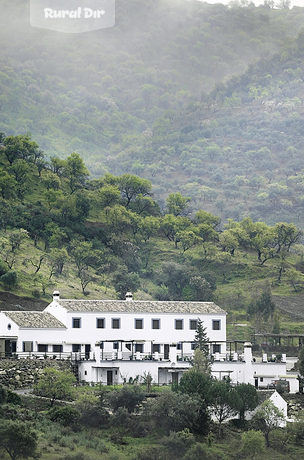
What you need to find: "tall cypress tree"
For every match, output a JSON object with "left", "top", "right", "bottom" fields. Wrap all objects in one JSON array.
[{"left": 193, "top": 318, "right": 209, "bottom": 356}]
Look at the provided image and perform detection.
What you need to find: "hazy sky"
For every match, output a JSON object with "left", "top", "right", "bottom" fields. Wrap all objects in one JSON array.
[{"left": 204, "top": 0, "right": 304, "bottom": 5}]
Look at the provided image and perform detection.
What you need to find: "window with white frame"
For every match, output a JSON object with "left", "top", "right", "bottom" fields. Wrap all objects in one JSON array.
[
  {"left": 38, "top": 344, "right": 48, "bottom": 353},
  {"left": 175, "top": 319, "right": 183, "bottom": 330},
  {"left": 23, "top": 341, "right": 33, "bottom": 352},
  {"left": 53, "top": 345, "right": 63, "bottom": 353},
  {"left": 153, "top": 344, "right": 160, "bottom": 353},
  {"left": 72, "top": 344, "right": 81, "bottom": 352},
  {"left": 96, "top": 318, "right": 105, "bottom": 328},
  {"left": 212, "top": 320, "right": 221, "bottom": 330},
  {"left": 135, "top": 319, "right": 143, "bottom": 329},
  {"left": 152, "top": 319, "right": 160, "bottom": 329},
  {"left": 135, "top": 343, "right": 143, "bottom": 353},
  {"left": 213, "top": 344, "right": 221, "bottom": 353},
  {"left": 72, "top": 317, "right": 81, "bottom": 328},
  {"left": 190, "top": 319, "right": 198, "bottom": 330},
  {"left": 112, "top": 318, "right": 120, "bottom": 329}
]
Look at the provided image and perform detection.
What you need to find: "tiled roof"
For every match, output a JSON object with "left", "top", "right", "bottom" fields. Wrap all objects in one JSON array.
[
  {"left": 3, "top": 311, "right": 66, "bottom": 328},
  {"left": 55, "top": 300, "right": 226, "bottom": 315}
]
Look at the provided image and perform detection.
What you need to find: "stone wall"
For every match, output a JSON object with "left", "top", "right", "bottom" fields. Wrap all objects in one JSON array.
[{"left": 0, "top": 359, "right": 72, "bottom": 389}]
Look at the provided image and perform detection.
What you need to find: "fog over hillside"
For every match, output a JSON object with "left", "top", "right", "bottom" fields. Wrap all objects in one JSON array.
[{"left": 2, "top": 0, "right": 304, "bottom": 225}]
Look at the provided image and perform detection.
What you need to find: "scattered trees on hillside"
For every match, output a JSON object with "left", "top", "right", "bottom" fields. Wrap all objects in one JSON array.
[{"left": 0, "top": 132, "right": 303, "bottom": 302}]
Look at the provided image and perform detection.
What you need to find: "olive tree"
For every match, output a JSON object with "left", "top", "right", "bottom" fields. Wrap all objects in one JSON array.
[{"left": 0, "top": 420, "right": 38, "bottom": 460}]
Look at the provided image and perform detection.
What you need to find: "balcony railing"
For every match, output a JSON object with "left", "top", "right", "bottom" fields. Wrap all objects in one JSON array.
[
  {"left": 98, "top": 351, "right": 194, "bottom": 362},
  {"left": 0, "top": 351, "right": 95, "bottom": 361}
]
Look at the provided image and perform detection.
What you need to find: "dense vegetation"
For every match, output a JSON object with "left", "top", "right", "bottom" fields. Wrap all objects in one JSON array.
[
  {"left": 2, "top": 1, "right": 304, "bottom": 338},
  {"left": 1, "top": 363, "right": 304, "bottom": 460},
  {"left": 0, "top": 132, "right": 304, "bottom": 343},
  {"left": 0, "top": 306, "right": 302, "bottom": 460}
]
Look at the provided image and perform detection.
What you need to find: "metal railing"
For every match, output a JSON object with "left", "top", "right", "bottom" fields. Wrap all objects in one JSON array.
[{"left": 0, "top": 351, "right": 95, "bottom": 361}]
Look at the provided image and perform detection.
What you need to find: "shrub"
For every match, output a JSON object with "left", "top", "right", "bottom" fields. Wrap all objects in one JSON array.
[
  {"left": 1, "top": 270, "right": 18, "bottom": 288},
  {"left": 31, "top": 288, "right": 41, "bottom": 298},
  {"left": 107, "top": 385, "right": 145, "bottom": 414},
  {"left": 7, "top": 390, "right": 22, "bottom": 406},
  {"left": 49, "top": 406, "right": 81, "bottom": 427}
]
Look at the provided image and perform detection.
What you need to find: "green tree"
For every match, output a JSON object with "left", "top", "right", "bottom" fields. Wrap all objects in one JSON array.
[
  {"left": 140, "top": 216, "right": 160, "bottom": 242},
  {"left": 0, "top": 170, "right": 17, "bottom": 199},
  {"left": 252, "top": 399, "right": 285, "bottom": 447},
  {"left": 9, "top": 160, "right": 31, "bottom": 199},
  {"left": 209, "top": 379, "right": 238, "bottom": 438},
  {"left": 50, "top": 156, "right": 67, "bottom": 177},
  {"left": 219, "top": 230, "right": 239, "bottom": 255},
  {"left": 3, "top": 133, "right": 39, "bottom": 165},
  {"left": 193, "top": 319, "right": 209, "bottom": 356},
  {"left": 179, "top": 370, "right": 212, "bottom": 398},
  {"left": 0, "top": 420, "right": 38, "bottom": 460},
  {"left": 241, "top": 430, "right": 265, "bottom": 460},
  {"left": 195, "top": 210, "right": 221, "bottom": 229},
  {"left": 48, "top": 248, "right": 69, "bottom": 276},
  {"left": 166, "top": 192, "right": 191, "bottom": 216},
  {"left": 34, "top": 368, "right": 76, "bottom": 407},
  {"left": 176, "top": 228, "right": 201, "bottom": 253},
  {"left": 143, "top": 388, "right": 205, "bottom": 435},
  {"left": 274, "top": 222, "right": 303, "bottom": 253},
  {"left": 161, "top": 215, "right": 191, "bottom": 248},
  {"left": 96, "top": 185, "right": 120, "bottom": 208},
  {"left": 232, "top": 383, "right": 258, "bottom": 421},
  {"left": 248, "top": 287, "right": 275, "bottom": 322},
  {"left": 111, "top": 266, "right": 140, "bottom": 299},
  {"left": 117, "top": 174, "right": 152, "bottom": 207},
  {"left": 191, "top": 348, "right": 212, "bottom": 374},
  {"left": 160, "top": 430, "right": 194, "bottom": 460},
  {"left": 70, "top": 240, "right": 95, "bottom": 277},
  {"left": 107, "top": 385, "right": 145, "bottom": 414},
  {"left": 65, "top": 152, "right": 90, "bottom": 193},
  {"left": 79, "top": 269, "right": 96, "bottom": 294},
  {"left": 160, "top": 261, "right": 190, "bottom": 299}
]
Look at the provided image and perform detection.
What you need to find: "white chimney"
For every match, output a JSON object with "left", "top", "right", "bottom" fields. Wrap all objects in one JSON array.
[
  {"left": 125, "top": 292, "right": 133, "bottom": 301},
  {"left": 244, "top": 342, "right": 252, "bottom": 362},
  {"left": 53, "top": 291, "right": 60, "bottom": 301},
  {"left": 244, "top": 342, "right": 254, "bottom": 385}
]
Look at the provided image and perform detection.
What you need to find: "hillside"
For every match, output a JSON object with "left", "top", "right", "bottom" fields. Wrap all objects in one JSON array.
[
  {"left": 107, "top": 30, "right": 304, "bottom": 229},
  {"left": 0, "top": 1, "right": 304, "bottom": 161},
  {"left": 2, "top": 1, "right": 304, "bottom": 227},
  {"left": 0, "top": 135, "right": 303, "bottom": 342},
  {"left": 2, "top": 1, "right": 304, "bottom": 340}
]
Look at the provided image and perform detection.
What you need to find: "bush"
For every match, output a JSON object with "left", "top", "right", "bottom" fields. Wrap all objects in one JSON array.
[
  {"left": 7, "top": 390, "right": 22, "bottom": 406},
  {"left": 1, "top": 270, "right": 18, "bottom": 288},
  {"left": 31, "top": 288, "right": 41, "bottom": 298},
  {"left": 49, "top": 406, "right": 81, "bottom": 427},
  {"left": 107, "top": 385, "right": 145, "bottom": 414},
  {"left": 79, "top": 406, "right": 110, "bottom": 428}
]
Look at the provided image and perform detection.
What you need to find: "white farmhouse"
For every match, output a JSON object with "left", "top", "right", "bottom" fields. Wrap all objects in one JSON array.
[
  {"left": 0, "top": 292, "right": 299, "bottom": 392},
  {"left": 0, "top": 291, "right": 227, "bottom": 386}
]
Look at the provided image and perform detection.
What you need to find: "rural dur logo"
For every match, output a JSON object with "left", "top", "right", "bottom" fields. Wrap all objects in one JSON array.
[{"left": 30, "top": 0, "right": 115, "bottom": 33}]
